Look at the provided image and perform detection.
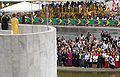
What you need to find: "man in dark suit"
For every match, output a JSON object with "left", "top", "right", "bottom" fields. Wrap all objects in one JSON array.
[
  {"left": 22, "top": 14, "right": 25, "bottom": 24},
  {"left": 1, "top": 12, "right": 10, "bottom": 30}
]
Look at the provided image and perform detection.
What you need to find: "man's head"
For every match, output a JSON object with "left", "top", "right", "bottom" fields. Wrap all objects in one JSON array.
[
  {"left": 12, "top": 13, "right": 16, "bottom": 17},
  {"left": 2, "top": 12, "right": 6, "bottom": 16}
]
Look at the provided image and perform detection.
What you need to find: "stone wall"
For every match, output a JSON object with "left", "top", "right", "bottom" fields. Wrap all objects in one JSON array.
[{"left": 0, "top": 25, "right": 57, "bottom": 77}]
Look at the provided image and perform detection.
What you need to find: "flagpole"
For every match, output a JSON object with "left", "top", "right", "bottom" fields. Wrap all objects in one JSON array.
[
  {"left": 46, "top": 0, "right": 48, "bottom": 26},
  {"left": 31, "top": 1, "right": 33, "bottom": 24}
]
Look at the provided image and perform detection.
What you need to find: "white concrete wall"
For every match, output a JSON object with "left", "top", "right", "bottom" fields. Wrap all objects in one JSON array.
[
  {"left": 0, "top": 25, "right": 57, "bottom": 77},
  {"left": 0, "top": 30, "right": 12, "bottom": 34}
]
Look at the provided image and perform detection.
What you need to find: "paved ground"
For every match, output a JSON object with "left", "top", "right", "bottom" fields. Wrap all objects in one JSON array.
[
  {"left": 57, "top": 32, "right": 101, "bottom": 40},
  {"left": 57, "top": 67, "right": 120, "bottom": 72},
  {"left": 55, "top": 26, "right": 120, "bottom": 39}
]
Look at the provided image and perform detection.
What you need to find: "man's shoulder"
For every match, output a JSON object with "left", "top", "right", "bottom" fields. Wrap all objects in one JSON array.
[{"left": 11, "top": 17, "right": 18, "bottom": 20}]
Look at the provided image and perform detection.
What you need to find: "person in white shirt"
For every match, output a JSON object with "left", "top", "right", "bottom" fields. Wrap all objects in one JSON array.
[
  {"left": 92, "top": 54, "right": 98, "bottom": 68},
  {"left": 102, "top": 42, "right": 108, "bottom": 51},
  {"left": 80, "top": 34, "right": 85, "bottom": 40},
  {"left": 84, "top": 53, "right": 90, "bottom": 68}
]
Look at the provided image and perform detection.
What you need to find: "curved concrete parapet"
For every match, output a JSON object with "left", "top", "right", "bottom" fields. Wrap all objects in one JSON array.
[{"left": 0, "top": 24, "right": 57, "bottom": 77}]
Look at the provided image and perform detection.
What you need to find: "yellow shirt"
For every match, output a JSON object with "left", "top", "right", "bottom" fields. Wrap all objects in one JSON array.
[{"left": 11, "top": 17, "right": 19, "bottom": 34}]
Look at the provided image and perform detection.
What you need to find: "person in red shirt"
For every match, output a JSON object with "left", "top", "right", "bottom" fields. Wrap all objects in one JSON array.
[{"left": 115, "top": 53, "right": 119, "bottom": 68}]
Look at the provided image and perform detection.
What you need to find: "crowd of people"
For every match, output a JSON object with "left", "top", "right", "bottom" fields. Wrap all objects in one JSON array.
[
  {"left": 1, "top": 1, "right": 120, "bottom": 25},
  {"left": 38, "top": 1, "right": 120, "bottom": 20},
  {"left": 57, "top": 31, "right": 120, "bottom": 69}
]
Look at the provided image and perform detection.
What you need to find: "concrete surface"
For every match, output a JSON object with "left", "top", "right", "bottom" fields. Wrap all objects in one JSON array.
[
  {"left": 0, "top": 30, "right": 12, "bottom": 34},
  {"left": 57, "top": 67, "right": 120, "bottom": 72},
  {"left": 0, "top": 24, "right": 57, "bottom": 77},
  {"left": 53, "top": 26, "right": 120, "bottom": 40}
]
